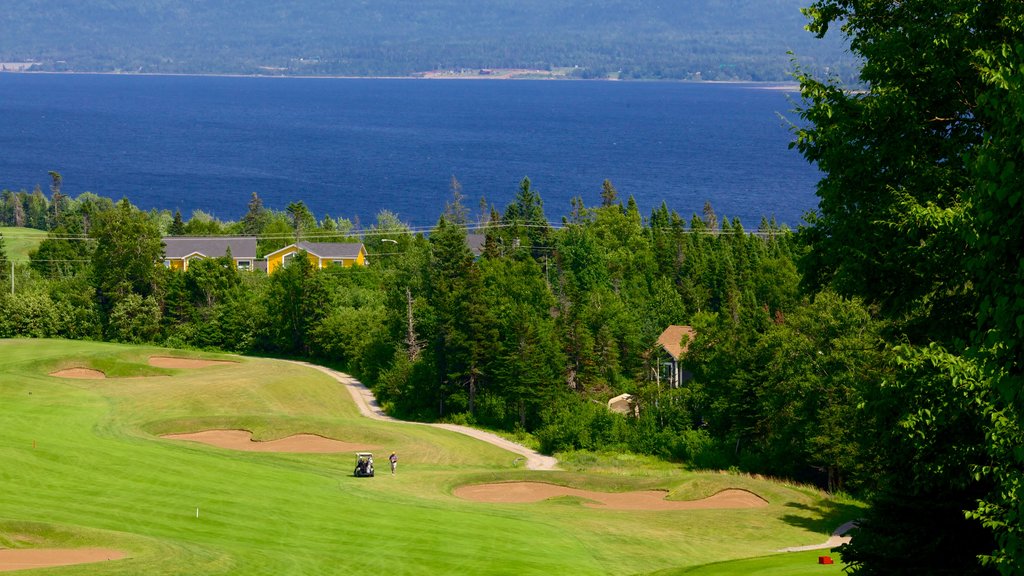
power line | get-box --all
[0,220,791,241]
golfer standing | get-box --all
[389,451,398,475]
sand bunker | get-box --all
[454,482,768,511]
[0,548,126,572]
[148,356,237,369]
[49,368,106,379]
[162,429,371,453]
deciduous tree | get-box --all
[794,0,1024,572]
[90,199,164,326]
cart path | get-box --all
[294,361,857,551]
[778,520,857,552]
[297,362,560,471]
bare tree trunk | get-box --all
[405,287,422,361]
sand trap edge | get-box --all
[148,356,238,369]
[49,368,106,379]
[161,429,374,453]
[453,481,769,511]
[0,548,127,572]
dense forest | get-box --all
[0,178,880,495]
[0,0,857,81]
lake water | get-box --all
[0,74,819,228]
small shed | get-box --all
[607,393,638,417]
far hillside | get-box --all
[1,0,856,81]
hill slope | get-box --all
[1,0,855,80]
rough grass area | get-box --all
[0,338,863,575]
[0,226,46,261]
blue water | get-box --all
[0,74,818,228]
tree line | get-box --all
[4,0,857,82]
[0,176,885,494]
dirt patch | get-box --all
[49,368,106,379]
[0,548,126,572]
[454,482,768,511]
[161,429,372,453]
[148,356,237,369]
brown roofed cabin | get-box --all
[654,325,697,389]
[163,237,258,271]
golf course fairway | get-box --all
[0,339,859,574]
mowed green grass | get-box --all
[655,549,846,575]
[0,339,860,575]
[0,227,47,261]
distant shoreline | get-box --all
[0,68,800,89]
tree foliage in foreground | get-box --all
[795,0,1024,572]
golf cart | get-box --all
[354,452,374,477]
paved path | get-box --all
[778,520,857,552]
[297,362,559,471]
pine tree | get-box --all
[169,210,186,236]
[242,192,266,236]
[600,179,619,207]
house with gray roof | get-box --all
[162,236,258,271]
[265,241,368,274]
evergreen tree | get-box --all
[502,177,550,259]
[286,201,316,241]
[600,179,619,207]
[242,192,267,236]
[47,171,66,229]
[426,216,479,416]
[263,250,330,355]
[169,210,186,236]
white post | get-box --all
[196,507,200,519]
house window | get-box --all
[237,260,252,271]
[163,260,171,268]
[332,260,349,267]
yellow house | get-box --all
[162,237,258,271]
[265,242,368,274]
